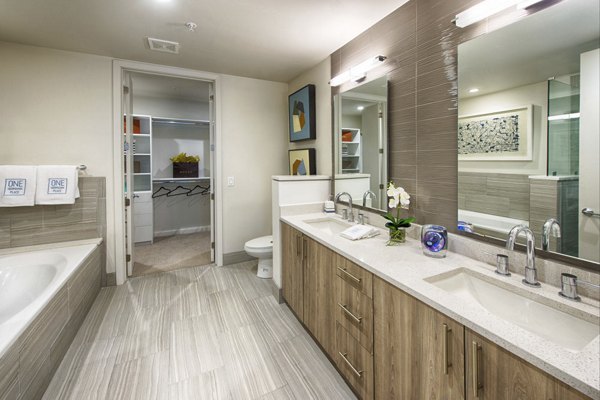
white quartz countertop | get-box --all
[281,213,600,399]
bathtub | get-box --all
[0,241,100,358]
[458,209,528,236]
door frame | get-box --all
[112,60,223,285]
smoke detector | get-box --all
[147,37,180,54]
[185,22,197,32]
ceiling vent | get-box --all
[147,37,180,54]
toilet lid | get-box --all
[245,235,273,250]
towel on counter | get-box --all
[35,165,80,205]
[0,165,37,207]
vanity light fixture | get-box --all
[329,55,387,87]
[454,0,545,28]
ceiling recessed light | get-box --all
[469,88,480,93]
[357,106,365,111]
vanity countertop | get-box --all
[281,212,600,399]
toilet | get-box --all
[244,235,273,279]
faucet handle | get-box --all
[559,273,581,301]
[559,273,600,302]
[341,209,348,220]
[494,254,511,276]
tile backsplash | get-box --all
[0,176,107,284]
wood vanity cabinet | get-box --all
[281,223,336,355]
[281,222,304,318]
[373,276,465,400]
[465,329,591,400]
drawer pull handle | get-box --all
[339,352,363,378]
[472,341,482,398]
[337,266,361,283]
[443,323,452,375]
[338,303,362,323]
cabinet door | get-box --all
[303,237,335,356]
[281,223,304,319]
[374,276,465,400]
[466,329,591,400]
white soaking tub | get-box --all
[0,241,99,357]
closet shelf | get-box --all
[152,117,210,126]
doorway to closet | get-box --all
[123,72,215,277]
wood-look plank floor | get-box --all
[43,261,356,400]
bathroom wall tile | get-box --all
[0,342,19,400]
[69,249,101,325]
[0,214,9,250]
[417,97,457,121]
[416,132,457,151]
[19,285,69,395]
[417,80,458,106]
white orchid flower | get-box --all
[399,188,410,209]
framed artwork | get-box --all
[289,148,316,176]
[288,84,316,142]
[458,105,533,161]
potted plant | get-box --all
[383,182,415,245]
[170,152,200,178]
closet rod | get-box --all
[153,178,210,184]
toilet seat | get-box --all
[244,235,273,251]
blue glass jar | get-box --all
[421,225,448,258]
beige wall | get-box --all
[0,40,290,272]
[0,41,117,272]
[288,58,332,177]
[220,74,288,254]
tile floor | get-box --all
[133,232,212,277]
[43,261,356,400]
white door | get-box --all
[123,71,135,276]
[578,49,600,263]
[209,82,216,262]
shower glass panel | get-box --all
[547,75,580,176]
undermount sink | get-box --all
[427,269,600,352]
[303,217,352,236]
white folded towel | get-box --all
[0,165,37,207]
[35,165,80,205]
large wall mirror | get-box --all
[333,76,388,211]
[457,0,600,265]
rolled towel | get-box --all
[0,165,37,207]
[35,165,80,205]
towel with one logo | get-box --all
[0,165,37,207]
[35,165,80,205]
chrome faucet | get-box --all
[335,192,354,223]
[542,218,561,252]
[362,190,376,207]
[506,225,540,287]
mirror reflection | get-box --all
[334,76,388,210]
[457,0,600,264]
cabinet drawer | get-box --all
[134,225,153,243]
[134,212,152,227]
[335,322,373,400]
[336,275,373,353]
[133,192,152,203]
[133,201,152,215]
[335,254,372,299]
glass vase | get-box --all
[387,227,406,245]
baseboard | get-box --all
[154,225,211,238]
[223,251,254,265]
[270,280,284,304]
[105,272,116,287]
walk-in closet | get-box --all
[125,73,214,276]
